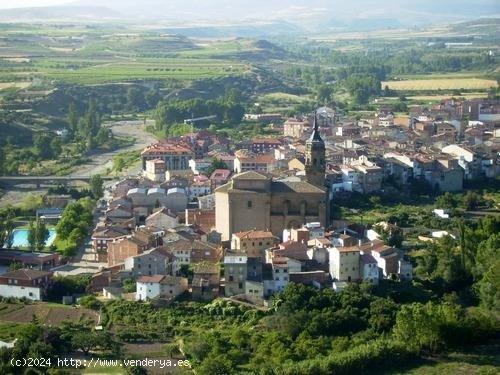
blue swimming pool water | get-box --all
[10,229,57,248]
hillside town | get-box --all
[1,97,497,307]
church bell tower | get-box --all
[305,115,326,187]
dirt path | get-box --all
[0,120,158,208]
[69,119,158,178]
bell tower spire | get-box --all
[305,114,326,187]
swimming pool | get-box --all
[10,229,57,248]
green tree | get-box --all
[393,302,463,353]
[89,174,104,199]
[86,134,97,152]
[95,128,109,145]
[123,278,136,293]
[35,219,49,250]
[71,331,101,355]
[345,74,380,104]
[50,137,63,157]
[462,191,481,210]
[21,193,44,212]
[113,156,125,173]
[198,354,233,375]
[8,261,23,271]
[78,295,103,310]
[477,260,500,311]
[316,84,333,103]
[33,133,53,159]
[473,233,500,281]
[0,216,14,248]
[435,192,457,209]
[127,87,146,111]
[374,223,404,248]
[205,158,229,177]
[68,102,78,136]
[27,220,36,250]
[0,146,4,175]
[126,366,148,375]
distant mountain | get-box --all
[160,21,302,38]
[0,5,120,21]
[449,17,500,34]
[321,18,405,32]
[67,0,499,27]
[0,1,498,34]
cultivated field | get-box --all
[407,93,488,101]
[0,81,31,90]
[0,302,99,325]
[382,78,498,91]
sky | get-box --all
[0,0,71,9]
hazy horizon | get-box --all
[0,0,499,31]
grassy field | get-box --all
[382,78,498,91]
[407,93,488,101]
[394,343,500,375]
[258,91,311,112]
[0,321,23,341]
[30,57,248,84]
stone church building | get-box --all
[215,118,328,241]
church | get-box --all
[215,118,328,241]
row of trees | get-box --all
[154,97,245,134]
[0,319,121,374]
[68,100,116,152]
[55,197,95,256]
[27,219,49,251]
[416,215,499,307]
[183,280,498,374]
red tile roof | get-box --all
[0,269,52,280]
[137,275,165,283]
[233,230,275,239]
[142,142,193,156]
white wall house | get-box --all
[271,257,301,293]
[136,275,188,301]
[360,253,379,284]
[0,269,52,301]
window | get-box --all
[259,242,262,246]
[238,282,243,289]
[283,269,288,273]
[275,269,279,273]
[247,201,252,208]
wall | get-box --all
[0,285,41,300]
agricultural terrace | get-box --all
[382,78,498,91]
